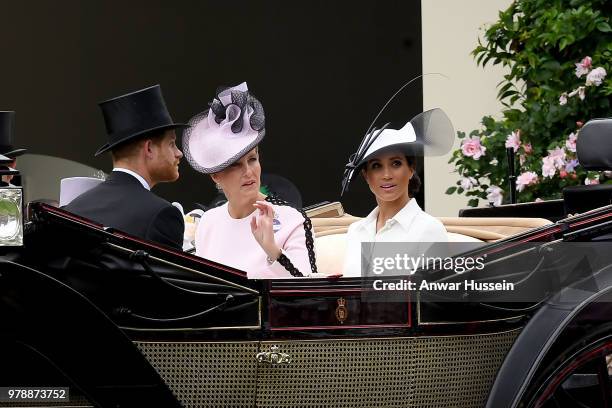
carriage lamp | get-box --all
[0,166,23,246]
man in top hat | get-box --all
[65,85,186,250]
[0,111,26,185]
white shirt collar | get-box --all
[357,198,422,234]
[113,168,151,190]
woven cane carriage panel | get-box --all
[135,330,519,408]
[0,396,91,407]
[135,341,258,408]
[256,329,520,408]
[257,339,416,408]
[411,330,519,408]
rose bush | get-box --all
[447,0,612,207]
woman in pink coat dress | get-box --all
[183,83,317,279]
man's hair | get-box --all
[110,129,167,162]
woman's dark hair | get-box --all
[362,155,421,197]
[405,156,421,197]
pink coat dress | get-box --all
[195,202,313,279]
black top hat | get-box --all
[95,85,189,156]
[0,111,26,158]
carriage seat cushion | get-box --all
[312,215,552,275]
[314,231,482,275]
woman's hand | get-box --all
[250,200,282,261]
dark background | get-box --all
[0,0,422,216]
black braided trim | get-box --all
[276,254,302,278]
[265,194,318,276]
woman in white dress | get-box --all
[341,109,454,277]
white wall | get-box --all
[422,0,513,216]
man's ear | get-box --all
[210,173,219,184]
[142,139,154,158]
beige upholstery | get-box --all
[438,217,552,240]
[315,233,347,275]
[312,216,361,235]
[313,214,552,275]
[314,231,483,275]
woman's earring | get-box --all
[215,183,222,191]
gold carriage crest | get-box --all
[335,297,348,324]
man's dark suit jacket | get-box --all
[64,171,184,250]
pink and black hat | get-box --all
[183,82,265,174]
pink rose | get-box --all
[568,86,586,100]
[585,177,600,185]
[505,130,521,152]
[586,67,607,86]
[548,147,566,168]
[559,170,568,179]
[581,56,593,68]
[565,132,577,153]
[575,56,592,78]
[486,186,503,206]
[516,171,538,192]
[542,156,556,178]
[461,137,487,160]
[460,176,477,191]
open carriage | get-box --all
[1,119,611,408]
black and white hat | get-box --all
[341,108,454,196]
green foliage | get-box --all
[260,184,272,196]
[450,0,612,207]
